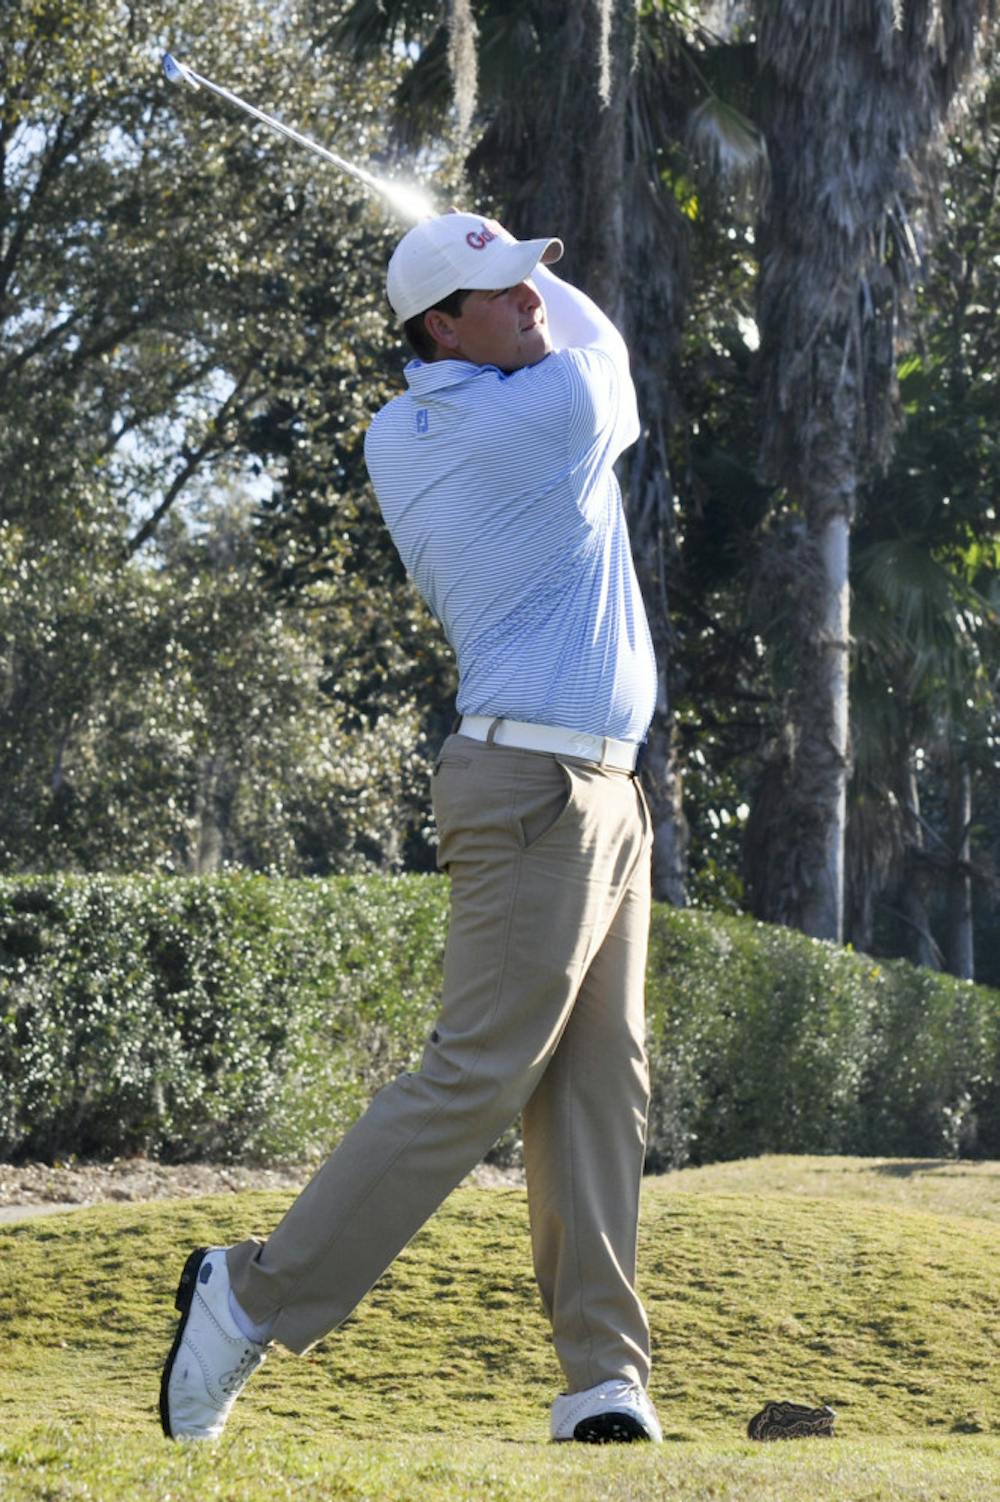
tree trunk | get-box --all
[796,500,850,942]
[192,753,224,874]
[744,336,855,942]
[644,698,689,907]
[946,751,974,979]
[899,764,941,970]
[625,388,687,905]
[491,2,629,311]
[478,0,690,901]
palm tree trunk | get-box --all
[477,0,690,901]
[750,0,993,943]
[489,2,629,309]
[946,751,974,979]
[745,326,856,941]
[796,501,850,941]
[625,376,687,905]
[900,765,941,970]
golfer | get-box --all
[160,211,661,1445]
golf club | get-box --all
[161,53,435,223]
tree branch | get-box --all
[125,368,257,555]
[0,105,102,312]
[97,356,221,459]
[0,305,89,385]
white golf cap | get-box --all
[387,213,564,322]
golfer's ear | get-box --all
[425,308,460,350]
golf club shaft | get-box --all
[162,54,425,217]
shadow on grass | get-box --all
[864,1161,975,1179]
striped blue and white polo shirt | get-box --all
[363,269,657,744]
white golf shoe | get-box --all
[159,1246,268,1440]
[551,1378,663,1443]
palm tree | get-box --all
[745,0,996,942]
[843,80,1000,976]
[324,0,754,902]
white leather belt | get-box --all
[458,715,640,773]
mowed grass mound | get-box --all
[0,1160,997,1500]
[657,1154,1000,1223]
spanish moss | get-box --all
[597,0,614,105]
[448,0,479,142]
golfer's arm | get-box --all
[533,263,638,447]
[479,213,630,368]
[532,264,630,372]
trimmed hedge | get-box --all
[0,875,447,1164]
[645,909,1000,1167]
[1,875,997,1166]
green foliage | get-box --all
[1,0,450,876]
[0,500,437,874]
[645,909,1000,1167]
[1,875,997,1167]
[0,874,448,1162]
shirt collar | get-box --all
[404,357,501,393]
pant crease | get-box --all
[565,1002,598,1391]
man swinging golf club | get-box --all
[159,210,662,1445]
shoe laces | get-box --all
[602,1380,644,1403]
[220,1344,265,1396]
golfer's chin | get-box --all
[505,329,552,372]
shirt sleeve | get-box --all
[533,263,640,458]
[477,216,640,456]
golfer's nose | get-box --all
[516,279,541,309]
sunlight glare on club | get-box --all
[374,176,437,223]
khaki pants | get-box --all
[228,734,653,1392]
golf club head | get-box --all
[162,53,199,89]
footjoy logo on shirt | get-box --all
[416,408,429,435]
[465,224,497,251]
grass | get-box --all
[656,1154,1000,1223]
[2,1430,998,1502]
[0,1157,997,1500]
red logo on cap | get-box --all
[465,225,497,251]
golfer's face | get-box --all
[450,280,552,372]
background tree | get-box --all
[1,0,439,873]
[846,74,1000,977]
[3,0,997,978]
[745,0,996,942]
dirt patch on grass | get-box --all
[0,1156,524,1211]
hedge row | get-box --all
[1,875,997,1166]
[0,876,448,1164]
[644,909,1000,1166]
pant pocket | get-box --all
[515,760,577,850]
[432,752,471,776]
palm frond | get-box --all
[324,0,444,59]
[686,95,767,193]
[852,536,994,720]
